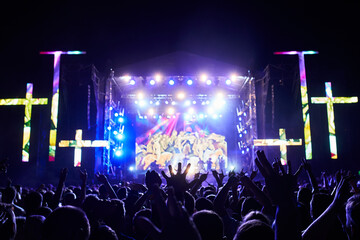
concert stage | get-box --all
[98,52,257,177]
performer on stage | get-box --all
[206,158,213,171]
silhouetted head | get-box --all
[23,215,45,240]
[346,194,360,240]
[0,203,16,240]
[310,193,331,219]
[242,210,271,225]
[192,210,225,240]
[241,197,262,217]
[62,192,77,206]
[43,206,90,240]
[1,186,16,204]
[297,187,312,206]
[89,225,118,240]
[24,191,43,215]
[195,197,214,211]
[234,219,274,240]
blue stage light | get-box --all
[169,79,175,85]
[118,117,124,123]
[129,166,135,171]
[113,130,118,135]
[114,112,119,117]
[117,133,124,140]
[115,149,123,157]
[187,79,193,85]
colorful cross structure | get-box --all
[254,128,302,165]
[59,129,109,167]
[311,82,358,159]
[40,51,86,162]
[274,51,318,160]
[0,83,48,162]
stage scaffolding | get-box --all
[101,72,257,175]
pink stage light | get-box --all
[274,50,318,55]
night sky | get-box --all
[0,1,359,178]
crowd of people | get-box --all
[0,150,359,240]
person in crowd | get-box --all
[0,150,359,240]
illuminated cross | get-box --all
[0,83,48,162]
[274,51,318,160]
[40,51,86,162]
[59,129,109,167]
[311,82,358,159]
[254,128,302,165]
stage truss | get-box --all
[102,73,257,174]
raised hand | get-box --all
[255,150,301,240]
[161,163,191,201]
[331,177,351,209]
[145,170,162,189]
[212,169,225,188]
[59,168,68,183]
[255,150,297,205]
[250,169,258,180]
[95,172,108,184]
[135,186,201,240]
[79,169,87,183]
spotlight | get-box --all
[206,79,212,85]
[137,92,144,99]
[229,165,235,171]
[192,100,196,104]
[225,79,232,85]
[139,100,147,107]
[118,117,124,123]
[199,113,204,119]
[241,150,245,154]
[155,74,162,82]
[201,74,207,82]
[231,74,238,81]
[148,108,155,115]
[177,92,185,100]
[115,149,123,157]
[114,113,119,117]
[244,112,247,117]
[109,106,113,110]
[113,130,118,135]
[134,100,138,104]
[107,126,111,130]
[171,101,176,105]
[167,107,175,115]
[129,166,134,171]
[123,75,131,81]
[169,79,175,85]
[188,108,195,114]
[185,100,191,106]
[149,79,156,85]
[212,114,218,119]
[149,100,153,104]
[117,134,125,140]
[155,101,160,106]
[165,101,169,104]
[184,114,190,120]
[187,79,193,85]
[129,79,136,85]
